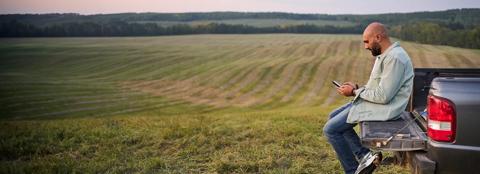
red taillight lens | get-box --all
[427,95,456,142]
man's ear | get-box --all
[375,34,382,42]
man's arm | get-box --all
[356,57,405,104]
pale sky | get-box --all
[1,0,479,15]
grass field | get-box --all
[1,34,480,173]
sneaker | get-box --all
[354,151,382,174]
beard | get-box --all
[369,42,382,56]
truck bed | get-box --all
[360,68,480,152]
[359,68,480,174]
[360,112,427,151]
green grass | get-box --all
[0,107,409,173]
[1,34,480,173]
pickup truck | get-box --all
[360,68,480,174]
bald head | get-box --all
[363,22,388,40]
[362,22,391,56]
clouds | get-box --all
[0,0,479,14]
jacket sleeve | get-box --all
[357,56,405,104]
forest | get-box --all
[1,9,479,48]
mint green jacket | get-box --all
[347,42,414,123]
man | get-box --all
[323,22,414,174]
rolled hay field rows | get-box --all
[1,34,480,119]
[1,34,480,173]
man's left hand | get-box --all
[337,85,355,97]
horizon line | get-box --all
[1,8,478,16]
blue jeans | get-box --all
[323,103,370,174]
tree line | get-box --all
[0,20,364,36]
[390,21,480,49]
[1,9,480,49]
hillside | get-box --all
[1,34,479,119]
[1,35,480,173]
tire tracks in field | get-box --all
[120,59,269,107]
[409,43,432,68]
[279,40,325,105]
[280,63,310,102]
[248,62,289,105]
[322,39,364,106]
[442,49,476,68]
[232,38,314,106]
[231,65,275,106]
[239,41,318,107]
[321,39,356,106]
[455,53,476,67]
[143,57,256,101]
[194,45,261,86]
[221,40,312,107]
[254,39,326,107]
[76,51,187,80]
[167,48,244,81]
[301,39,340,105]
[218,59,273,106]
[253,52,311,107]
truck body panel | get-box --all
[359,68,480,174]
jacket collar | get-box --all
[376,41,400,60]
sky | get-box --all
[1,0,480,15]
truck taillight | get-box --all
[427,95,456,142]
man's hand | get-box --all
[343,82,358,89]
[337,84,355,97]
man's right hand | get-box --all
[343,82,358,90]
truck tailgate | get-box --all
[360,112,427,151]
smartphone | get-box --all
[332,80,341,88]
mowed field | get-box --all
[1,34,480,173]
